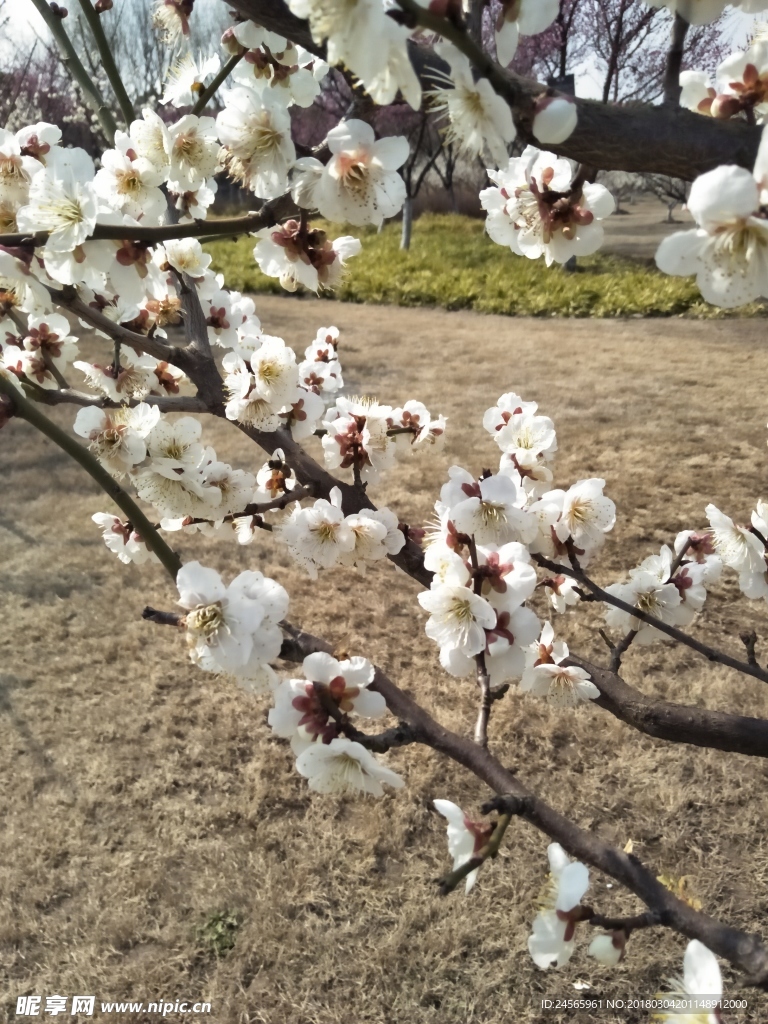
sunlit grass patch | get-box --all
[206,213,764,319]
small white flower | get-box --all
[16,147,98,252]
[532,95,578,145]
[519,623,599,707]
[433,799,495,893]
[73,402,159,476]
[295,737,404,796]
[528,843,590,969]
[705,502,766,573]
[430,42,516,168]
[654,939,723,1023]
[313,119,408,227]
[92,513,160,565]
[217,88,296,199]
[165,114,221,193]
[418,583,497,658]
[279,487,355,578]
[162,53,221,108]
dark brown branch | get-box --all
[569,654,768,759]
[663,14,690,106]
[610,629,637,672]
[533,553,768,686]
[142,607,182,627]
[278,621,768,987]
[0,195,298,250]
[23,385,207,413]
[588,910,662,934]
[224,0,764,181]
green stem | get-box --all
[191,51,245,116]
[28,0,118,143]
[0,373,181,581]
[76,0,135,130]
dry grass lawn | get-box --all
[3,297,768,1023]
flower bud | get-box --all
[50,2,68,17]
[710,93,742,119]
[532,95,578,145]
[221,26,246,55]
[95,0,113,11]
[588,931,626,966]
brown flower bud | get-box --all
[95,0,113,11]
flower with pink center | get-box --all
[519,622,599,707]
[313,119,408,227]
[481,145,614,266]
[269,652,386,754]
[92,513,160,566]
[433,799,495,893]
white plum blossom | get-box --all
[313,120,408,227]
[322,396,397,483]
[339,506,405,572]
[130,108,171,175]
[295,737,404,796]
[93,133,165,222]
[162,53,221,108]
[279,487,355,578]
[519,622,599,707]
[134,416,222,519]
[269,652,386,754]
[528,843,590,969]
[443,468,536,546]
[216,88,296,198]
[542,574,581,614]
[433,799,495,893]
[494,0,559,66]
[604,570,683,644]
[252,221,361,293]
[165,115,221,192]
[287,0,389,87]
[481,146,615,266]
[176,561,288,685]
[589,932,626,966]
[705,502,766,574]
[430,43,516,168]
[554,478,616,555]
[92,513,160,565]
[418,583,497,658]
[16,147,98,252]
[654,940,723,1023]
[532,96,578,145]
[73,403,160,476]
[159,238,212,279]
[656,129,768,308]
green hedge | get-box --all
[206,213,763,318]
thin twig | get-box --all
[28,0,118,142]
[662,13,690,106]
[191,52,245,115]
[610,629,638,672]
[75,0,135,128]
[533,553,768,686]
[0,373,181,580]
[438,811,514,895]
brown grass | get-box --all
[2,298,768,1024]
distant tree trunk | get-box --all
[400,196,413,251]
[666,200,678,223]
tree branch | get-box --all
[75,0,135,129]
[0,195,298,249]
[533,553,768,686]
[191,51,245,115]
[663,14,690,107]
[28,0,118,142]
[278,621,768,987]
[0,374,182,580]
[569,654,768,759]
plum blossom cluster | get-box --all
[175,561,288,691]
[418,390,615,704]
[269,652,404,794]
[481,146,615,266]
